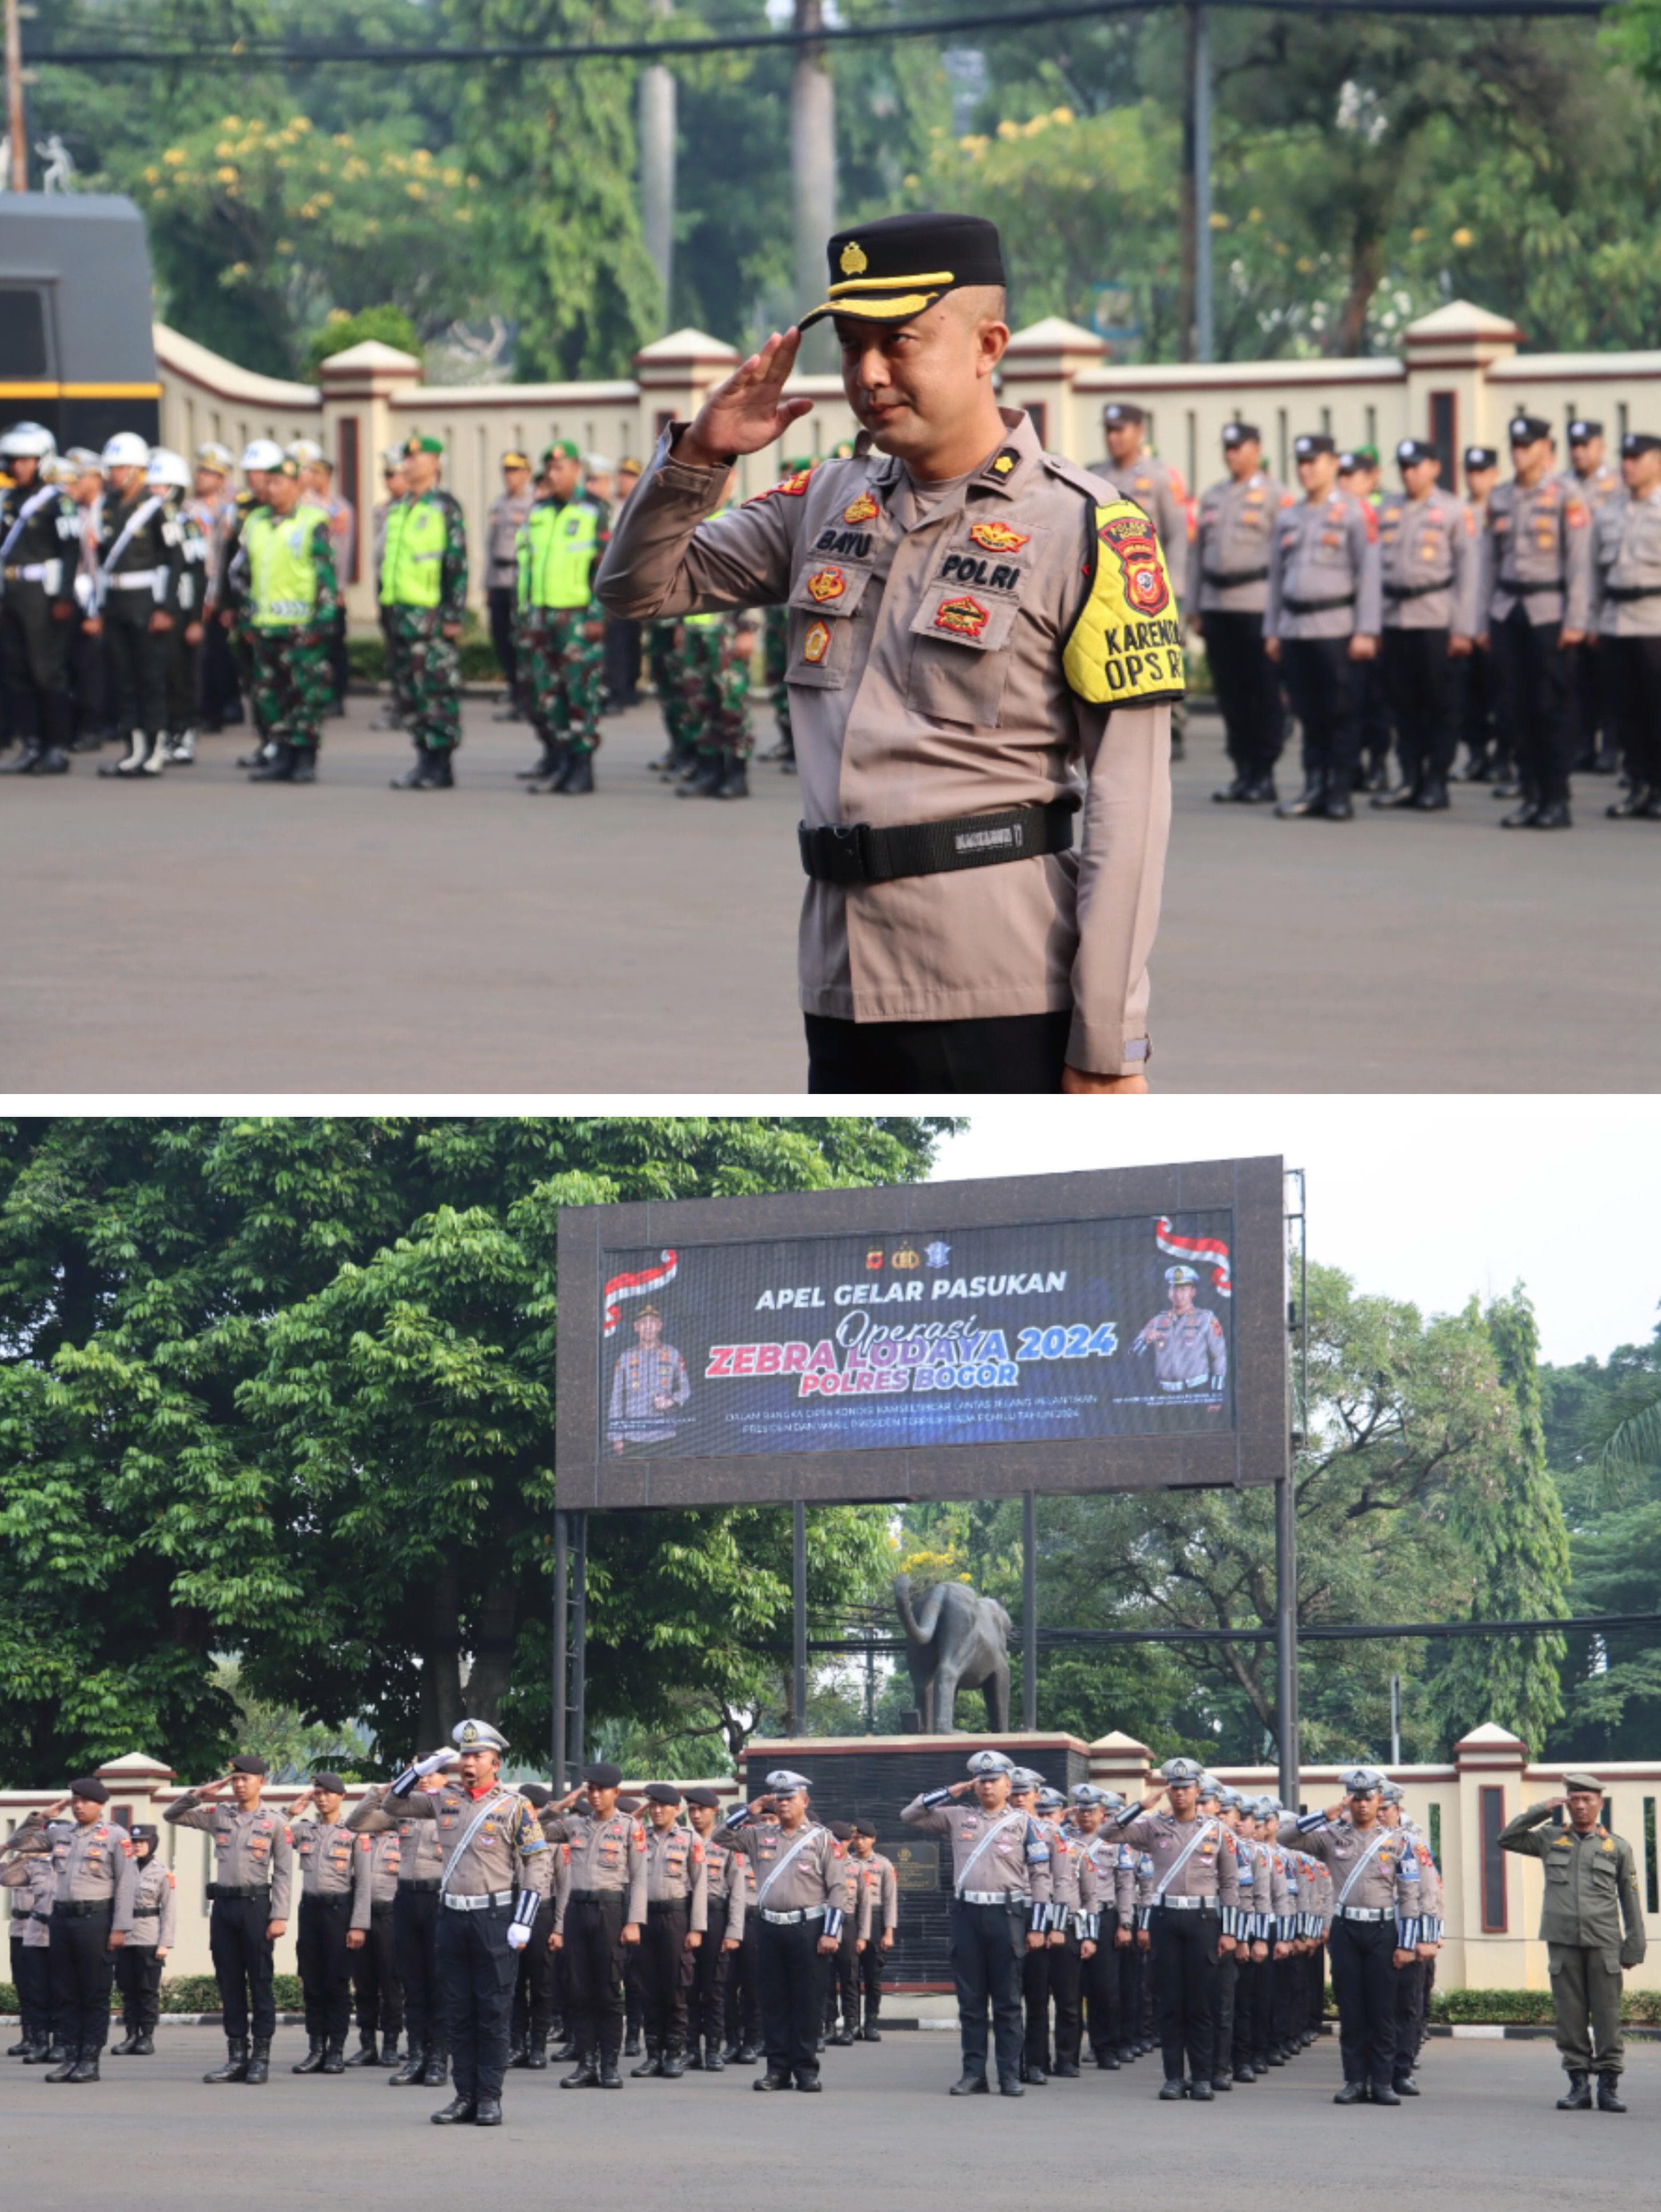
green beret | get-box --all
[404,434,444,457]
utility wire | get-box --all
[761,1609,1642,1654]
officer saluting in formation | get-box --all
[347,1753,456,2087]
[1191,422,1289,804]
[2,1804,63,2062]
[683,1785,747,2068]
[598,212,1178,1097]
[901,1748,1052,2098]
[111,1823,174,2057]
[721,1768,848,2092]
[632,1781,706,2077]
[383,1717,552,2126]
[1593,431,1661,820]
[0,421,81,776]
[1265,432,1382,821]
[165,1754,293,2084]
[1499,1771,1646,2111]
[2,1777,136,2083]
[848,1818,896,2040]
[1284,1764,1423,2105]
[345,1802,404,2069]
[1108,1756,1241,2100]
[542,1759,650,2089]
[287,1773,368,2076]
[1375,439,1478,812]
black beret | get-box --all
[800,210,1005,331]
[1396,439,1438,466]
[1509,415,1552,446]
[1103,402,1145,427]
[1294,434,1336,460]
[311,1772,346,1796]
[230,1754,268,1776]
[1622,432,1661,459]
[1222,422,1261,447]
[1464,445,1498,470]
[850,1820,878,1839]
[518,1782,552,1809]
[68,1776,109,1803]
[828,1820,855,1841]
[584,1761,624,1790]
[683,1786,720,1810]
[643,1782,684,1806]
[1567,419,1602,442]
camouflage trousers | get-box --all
[384,606,461,752]
[681,625,727,759]
[518,609,603,755]
[250,625,333,750]
[646,619,695,755]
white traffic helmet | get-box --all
[196,440,235,473]
[63,447,102,474]
[147,447,192,492]
[101,431,152,471]
[286,437,323,467]
[1,419,57,459]
[240,437,285,472]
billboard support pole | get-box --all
[792,1498,808,1734]
[570,1511,588,1773]
[1022,1488,1038,1732]
[1277,1166,1306,1809]
[553,1510,569,1785]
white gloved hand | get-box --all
[414,1749,452,1778]
[505,1922,530,1951]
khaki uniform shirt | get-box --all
[2,1827,65,1945]
[852,1850,897,1940]
[1498,1802,1646,1963]
[1098,450,1190,605]
[645,1821,708,1932]
[1266,492,1383,640]
[543,1806,650,1930]
[1282,1812,1419,1931]
[129,1858,177,1949]
[722,1814,849,1922]
[349,1829,403,1929]
[1478,477,1593,632]
[486,487,534,590]
[1112,1808,1242,1922]
[1593,486,1661,638]
[394,1781,552,1901]
[346,1784,448,1882]
[1135,1302,1227,1390]
[292,1815,362,1901]
[698,1830,748,1939]
[900,1793,1055,1909]
[1378,488,1479,634]
[596,408,1173,1076]
[1042,1818,1083,1911]
[164,1790,294,1918]
[26,1815,139,1933]
[1190,471,1290,614]
[1559,460,1621,516]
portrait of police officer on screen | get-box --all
[1133,1265,1228,1396]
[607,1302,692,1453]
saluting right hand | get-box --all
[676,330,814,472]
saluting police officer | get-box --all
[632,1782,707,2077]
[722,1768,849,2092]
[506,1781,560,2070]
[544,1760,650,2088]
[3,1778,136,2083]
[165,1754,293,2084]
[345,1805,404,2068]
[1284,1765,1421,2105]
[383,1717,553,2125]
[1375,438,1478,811]
[1592,431,1661,819]
[1265,432,1382,821]
[288,1773,367,2076]
[1010,1771,1076,2082]
[1110,1756,1241,2100]
[0,421,81,776]
[1191,422,1289,803]
[347,1755,455,2087]
[684,1785,746,2068]
[1379,1784,1442,2094]
[2,1809,63,2061]
[901,1748,1053,2097]
[598,211,1178,1097]
[1478,416,1594,829]
[109,1822,173,2057]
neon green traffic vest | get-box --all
[518,497,599,611]
[382,493,448,609]
[243,503,324,629]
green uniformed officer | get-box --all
[1498,1772,1646,2111]
[517,439,610,792]
[382,433,468,790]
[234,457,341,783]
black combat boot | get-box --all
[345,2033,380,2067]
[292,2036,326,2074]
[389,2045,427,2085]
[556,748,595,794]
[320,2040,346,2075]
[862,2020,882,2043]
[1370,2082,1401,2104]
[1596,2073,1626,2112]
[1607,784,1652,817]
[204,2037,249,2084]
[1528,799,1571,829]
[686,2036,705,2071]
[1557,2069,1593,2109]
[249,743,295,781]
[289,747,317,784]
[0,736,46,775]
[1274,772,1327,819]
[753,2071,793,2091]
[474,2094,502,2124]
[661,2039,687,2078]
[46,2045,83,2082]
[68,2049,102,2082]
[1413,777,1451,810]
[632,2038,663,2078]
[524,2032,548,2070]
[715,750,750,800]
[244,2037,272,2084]
[1190,2078,1214,2099]
[676,750,723,797]
[549,2031,579,2063]
[949,2069,990,2095]
[623,2024,642,2057]
[1158,2076,1187,2100]
[828,2023,854,2048]
[421,2045,449,2086]
[526,741,569,789]
[704,2042,726,2072]
[1332,2079,1366,2104]
[508,2030,531,2069]
[598,2052,624,2088]
[110,2022,141,2056]
[1212,773,1252,803]
[7,2031,35,2056]
[430,2094,476,2124]
[1500,797,1542,827]
[131,2030,155,2055]
[561,2050,599,2089]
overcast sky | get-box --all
[930,1100,1660,1370]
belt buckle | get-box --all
[801,820,869,886]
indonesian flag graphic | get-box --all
[1154,1218,1232,1297]
[602,1249,679,1336]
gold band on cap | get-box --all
[804,291,940,325]
[826,268,955,298]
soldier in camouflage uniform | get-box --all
[646,617,692,774]
[382,432,468,791]
[757,456,812,770]
[518,439,611,793]
[679,610,757,800]
[233,457,340,784]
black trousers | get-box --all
[805,1008,1073,1095]
[757,1915,829,2084]
[209,1895,276,2042]
[1,587,72,746]
[692,1907,733,2048]
[326,610,349,707]
[199,613,244,726]
[353,1903,403,2041]
[824,1919,858,2031]
[605,615,642,707]
[13,1940,52,2039]
[949,1899,1024,2084]
[857,1933,885,2021]
[435,1899,518,2102]
[1460,642,1497,765]
[564,1892,627,2064]
[1393,1953,1424,2070]
[487,586,518,696]
[509,1897,556,2041]
[1605,634,1661,789]
[1282,636,1361,789]
[1149,1906,1220,2083]
[103,600,171,739]
[1356,652,1391,771]
[48,1906,117,2053]
[1328,1916,1401,2090]
[1213,1949,1238,2081]
[1491,608,1575,804]
[296,1893,354,2045]
[726,1920,760,2049]
[640,1899,695,2048]
[1567,634,1610,763]
[115,1943,164,2032]
[1050,1931,1085,2065]
[70,618,110,738]
[1229,1954,1254,2066]
[394,1886,443,2055]
[1202,609,1282,775]
[1382,627,1459,786]
[1081,1915,1120,2055]
[164,625,201,736]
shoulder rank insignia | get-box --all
[986,449,1019,479]
[746,467,815,506]
[842,491,880,525]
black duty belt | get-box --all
[647,1897,689,1914]
[303,1889,353,1907]
[1203,566,1269,588]
[1506,580,1563,596]
[1281,592,1356,615]
[799,798,1076,888]
[568,1889,619,1907]
[1602,584,1661,601]
[371,1900,396,1915]
[51,1899,114,1918]
[10,1909,42,1923]
[400,1878,441,1894]
[206,1882,272,1902]
[1383,577,1454,599]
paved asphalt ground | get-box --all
[2,695,1655,1093]
[0,2029,1651,2204]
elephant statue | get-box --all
[893,1573,1013,1733]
